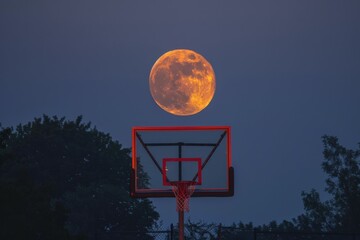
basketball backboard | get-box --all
[130,126,233,198]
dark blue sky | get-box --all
[1,0,360,226]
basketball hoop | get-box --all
[162,158,202,212]
[171,181,196,212]
[131,127,233,240]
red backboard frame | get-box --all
[130,126,234,198]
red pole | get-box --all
[178,209,184,240]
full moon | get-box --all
[149,49,216,116]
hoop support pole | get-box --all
[179,209,184,240]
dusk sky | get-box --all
[1,1,360,226]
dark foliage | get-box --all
[0,115,159,239]
[294,135,360,232]
[186,135,360,238]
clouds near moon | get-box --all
[149,49,216,116]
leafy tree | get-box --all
[0,122,71,239]
[0,171,70,239]
[217,221,254,240]
[256,220,297,232]
[294,135,360,232]
[0,116,159,239]
[185,220,218,240]
[176,135,360,238]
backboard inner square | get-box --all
[162,158,202,186]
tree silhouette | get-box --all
[294,135,360,232]
[188,135,360,237]
[0,116,159,239]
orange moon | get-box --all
[149,49,216,116]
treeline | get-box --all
[0,116,158,240]
[1,115,359,240]
[240,135,360,233]
[184,135,360,237]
